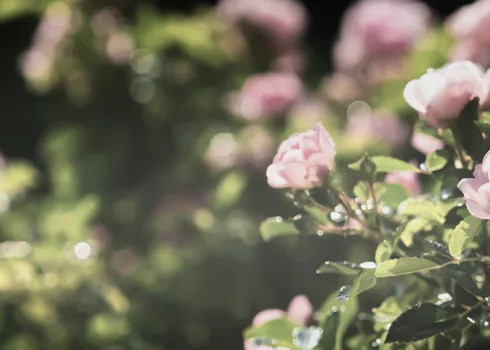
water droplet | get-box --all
[337,285,352,303]
[437,293,452,303]
[293,327,323,350]
[74,242,91,260]
[329,211,346,226]
[360,261,376,269]
[440,188,455,201]
[334,204,346,213]
[381,206,392,216]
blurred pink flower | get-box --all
[266,123,335,189]
[386,169,422,195]
[19,3,73,81]
[458,150,490,219]
[244,295,313,350]
[227,72,302,120]
[239,126,275,167]
[334,0,430,72]
[91,8,120,38]
[289,97,330,127]
[411,132,444,155]
[346,110,409,150]
[404,61,487,128]
[272,46,305,73]
[448,1,490,66]
[106,31,134,64]
[218,0,307,44]
[322,73,363,102]
[205,133,240,171]
[449,0,490,46]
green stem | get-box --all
[366,180,380,229]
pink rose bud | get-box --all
[287,295,313,326]
[448,0,490,47]
[334,0,430,71]
[266,123,336,189]
[386,170,421,195]
[227,72,302,120]
[457,150,490,219]
[410,132,444,155]
[245,295,312,350]
[404,61,486,128]
[251,309,286,326]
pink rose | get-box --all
[404,61,487,128]
[334,0,430,72]
[411,132,444,155]
[218,0,307,44]
[227,73,302,120]
[457,150,490,219]
[266,123,336,189]
[244,295,313,350]
[386,170,421,195]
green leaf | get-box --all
[348,155,376,181]
[260,217,300,242]
[353,181,370,201]
[398,198,444,223]
[370,156,418,173]
[316,261,361,275]
[316,291,341,324]
[375,258,440,278]
[376,183,410,209]
[348,155,376,173]
[244,318,299,350]
[0,161,39,197]
[316,290,359,350]
[424,150,448,173]
[318,311,339,350]
[448,216,482,257]
[399,217,431,247]
[385,303,459,343]
[335,297,359,350]
[375,240,393,264]
[304,206,329,225]
[351,269,376,297]
[373,297,404,332]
